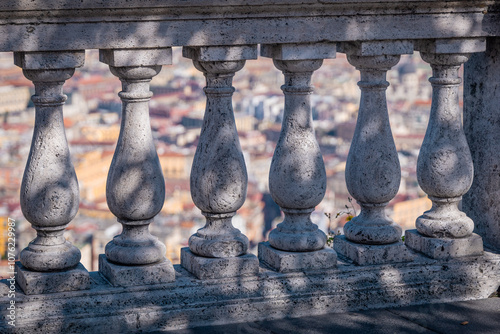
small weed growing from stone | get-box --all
[325,197,357,247]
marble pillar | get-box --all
[406,39,486,259]
[98,48,175,286]
[463,37,500,252]
[333,41,414,265]
[258,43,338,272]
[180,46,260,279]
[14,51,90,295]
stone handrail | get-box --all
[1,1,500,332]
[0,1,498,51]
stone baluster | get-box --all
[405,39,486,259]
[180,45,259,279]
[257,43,337,273]
[334,41,414,265]
[98,48,175,286]
[14,51,90,295]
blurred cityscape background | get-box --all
[0,48,460,277]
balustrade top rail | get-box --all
[0,1,498,52]
[1,2,500,333]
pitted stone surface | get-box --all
[463,37,500,251]
[188,213,249,258]
[416,38,486,54]
[20,240,81,273]
[185,47,253,261]
[0,2,497,54]
[338,40,413,56]
[100,53,173,275]
[15,53,84,273]
[16,262,90,295]
[261,42,336,60]
[416,53,473,202]
[180,248,259,279]
[415,48,476,240]
[266,58,325,212]
[334,235,414,265]
[1,251,499,333]
[415,198,474,238]
[104,63,165,224]
[0,280,10,295]
[183,45,257,62]
[342,48,403,247]
[188,57,247,215]
[263,51,328,253]
[98,255,175,287]
[14,51,85,69]
[100,48,172,67]
[258,242,337,272]
[405,229,483,260]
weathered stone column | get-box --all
[405,39,485,259]
[334,41,414,265]
[258,43,337,272]
[463,37,500,252]
[14,51,90,295]
[180,45,259,279]
[98,48,175,286]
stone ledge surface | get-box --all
[1,250,498,333]
[0,2,498,52]
[334,235,414,265]
[15,262,90,295]
[180,247,259,279]
[99,255,175,287]
[405,229,484,259]
[258,242,337,272]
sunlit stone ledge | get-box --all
[1,249,499,333]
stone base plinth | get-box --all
[2,250,499,333]
[16,261,90,295]
[334,235,414,265]
[99,255,175,287]
[405,229,483,259]
[180,247,259,279]
[258,241,337,272]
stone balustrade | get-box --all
[1,1,500,333]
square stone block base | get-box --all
[258,241,337,273]
[405,229,483,259]
[16,261,90,295]
[180,247,259,279]
[334,235,414,265]
[99,255,175,287]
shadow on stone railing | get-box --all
[0,1,498,52]
[1,1,500,333]
[1,248,499,333]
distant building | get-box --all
[392,196,432,230]
[75,150,114,203]
[159,151,194,180]
[0,166,22,194]
[235,114,256,132]
[0,85,30,115]
[80,124,120,143]
[0,215,7,259]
